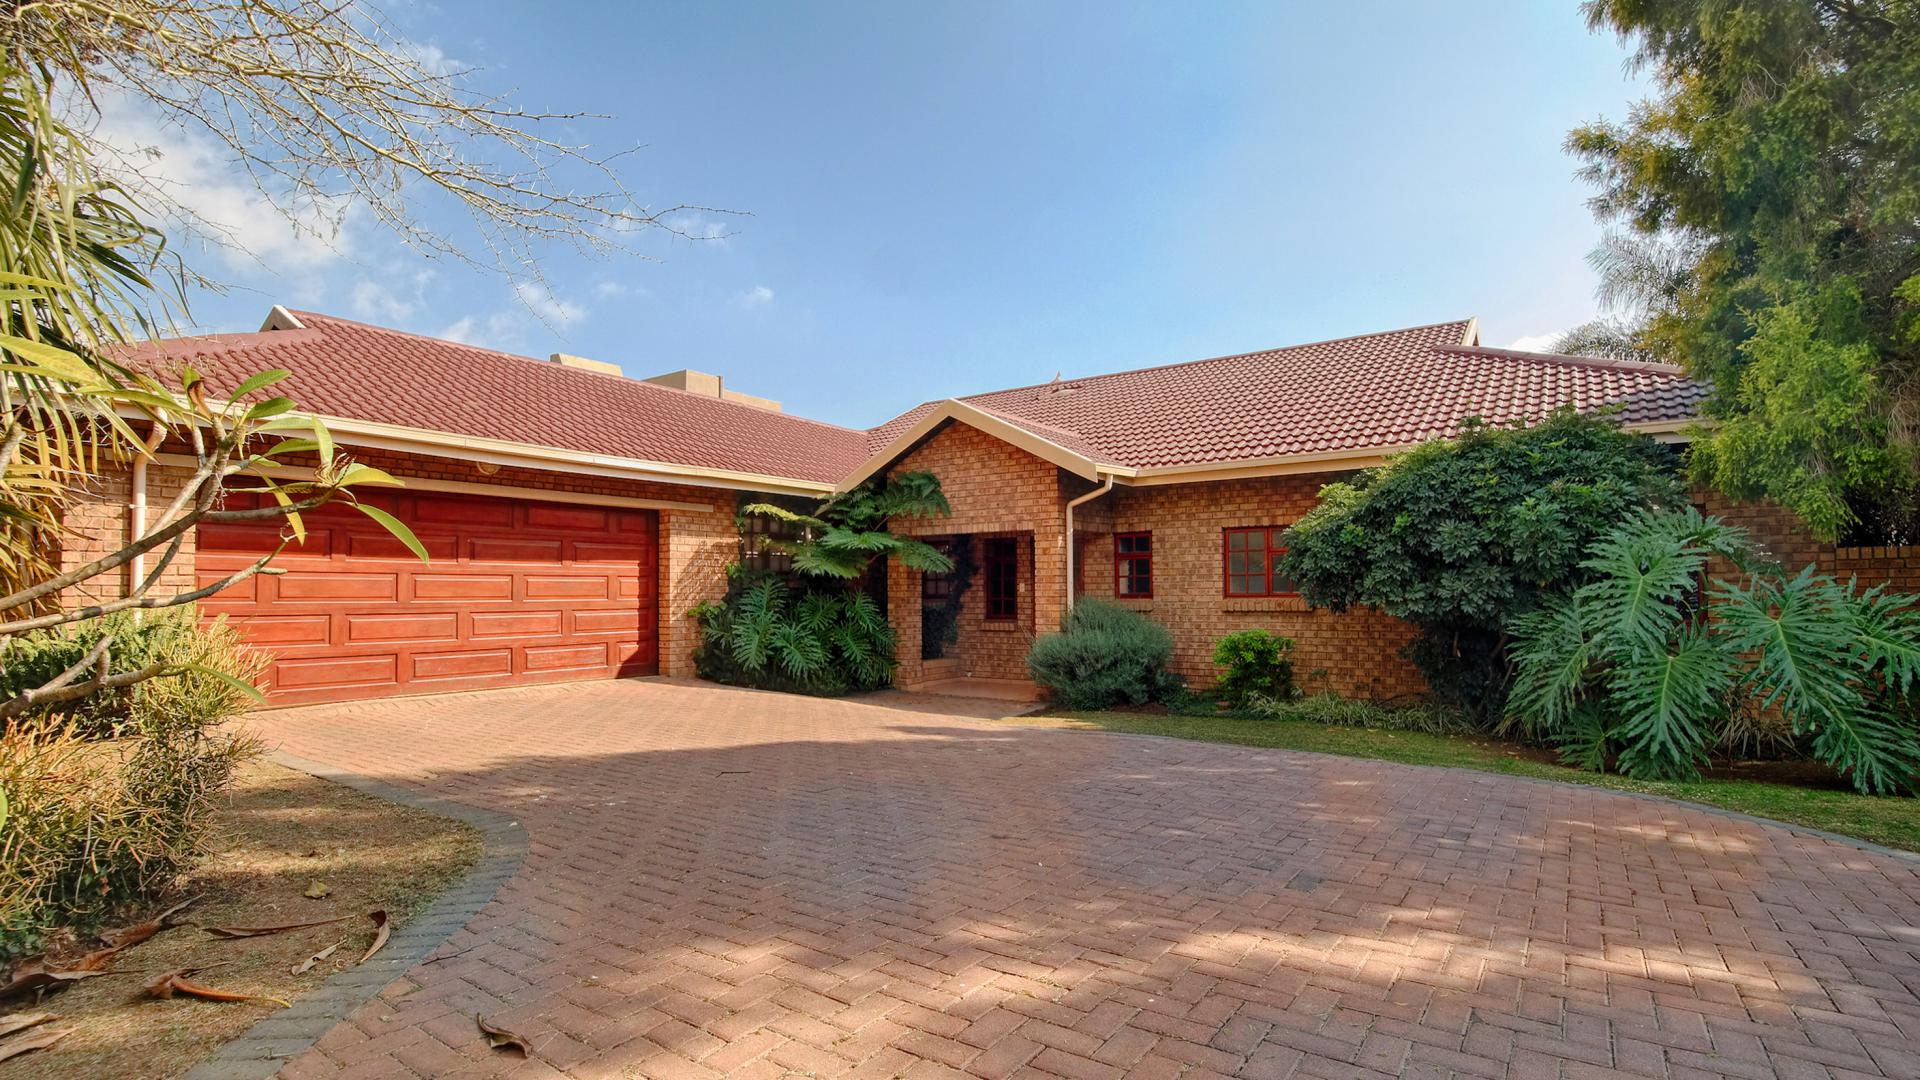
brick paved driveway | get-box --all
[251,679,1920,1080]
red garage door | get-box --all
[199,488,658,705]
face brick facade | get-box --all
[66,308,1916,706]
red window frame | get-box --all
[1114,532,1153,598]
[921,538,958,602]
[1223,526,1296,597]
[983,537,1019,621]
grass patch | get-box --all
[0,757,483,1080]
[1010,711,1920,854]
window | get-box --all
[1223,526,1296,597]
[921,538,958,602]
[740,513,796,573]
[1114,532,1152,597]
[983,537,1019,620]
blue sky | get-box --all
[158,1,1646,429]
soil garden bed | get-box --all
[0,756,482,1080]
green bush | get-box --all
[1507,508,1920,792]
[692,573,896,695]
[0,609,267,738]
[1210,630,1295,705]
[1027,599,1182,709]
[1247,692,1475,735]
[1277,411,1684,722]
[0,606,263,960]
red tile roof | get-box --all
[125,310,1706,490]
[123,311,874,485]
[867,320,1705,471]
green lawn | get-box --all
[1007,711,1920,855]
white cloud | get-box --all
[349,267,437,323]
[512,282,588,327]
[593,280,643,298]
[399,40,461,77]
[80,90,352,277]
[438,312,529,352]
[1508,331,1566,353]
[735,284,775,310]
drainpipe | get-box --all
[128,422,168,600]
[1063,473,1116,614]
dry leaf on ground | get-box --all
[476,1014,532,1055]
[99,894,201,949]
[143,968,289,1008]
[0,965,108,1000]
[0,1025,71,1061]
[359,910,390,965]
[291,941,343,976]
[203,914,354,939]
[302,882,329,899]
[0,1012,53,1039]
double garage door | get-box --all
[200,488,659,705]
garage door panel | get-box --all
[344,612,460,643]
[525,504,608,531]
[276,572,401,602]
[414,574,514,601]
[412,649,515,680]
[347,531,459,561]
[202,488,658,704]
[470,610,564,638]
[226,614,330,645]
[525,575,610,600]
[572,609,641,634]
[411,497,513,526]
[469,536,568,563]
[573,540,651,564]
[273,654,399,691]
[525,641,610,672]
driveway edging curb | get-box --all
[181,750,528,1080]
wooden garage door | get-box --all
[199,488,658,704]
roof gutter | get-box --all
[1063,472,1117,614]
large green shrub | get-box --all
[1278,411,1684,722]
[1,609,267,738]
[1508,508,1920,793]
[1210,630,1295,706]
[1027,599,1182,709]
[0,607,263,960]
[692,574,896,695]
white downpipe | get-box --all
[128,423,168,600]
[1063,473,1116,614]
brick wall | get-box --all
[58,444,743,679]
[60,460,200,607]
[1702,490,1920,593]
[1074,475,1425,699]
[884,422,1067,685]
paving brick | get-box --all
[246,678,1920,1079]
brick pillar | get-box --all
[657,507,736,678]
[888,555,924,688]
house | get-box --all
[67,308,1918,705]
